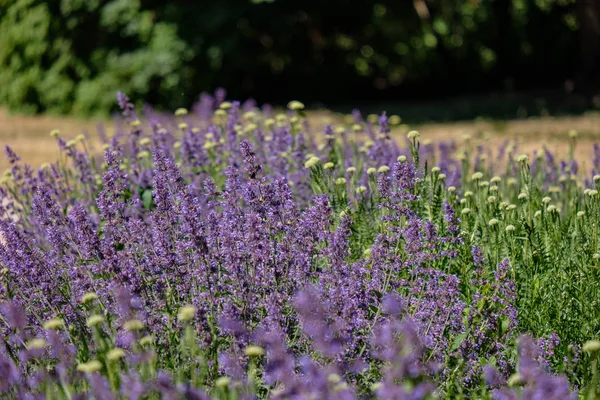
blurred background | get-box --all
[1,0,600,167]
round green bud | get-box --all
[577,211,585,217]
[26,338,47,350]
[377,165,390,173]
[356,185,367,194]
[517,154,528,163]
[505,225,516,232]
[431,167,441,174]
[335,178,347,185]
[367,167,377,175]
[397,155,407,162]
[77,360,102,374]
[287,100,305,111]
[461,208,471,215]
[86,315,105,327]
[177,305,197,322]
[304,157,320,169]
[81,292,98,303]
[107,348,125,361]
[43,318,65,331]
[123,319,144,331]
[471,172,484,180]
[488,218,499,226]
[244,345,265,357]
[508,373,525,387]
[215,376,231,388]
[323,162,335,170]
[583,340,600,353]
[175,107,188,116]
[140,335,154,346]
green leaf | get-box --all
[450,331,469,353]
[142,189,153,210]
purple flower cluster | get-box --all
[0,90,582,398]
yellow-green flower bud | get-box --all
[488,218,499,226]
[583,340,600,353]
[177,305,197,322]
[407,130,420,139]
[367,167,377,175]
[508,373,525,387]
[287,100,305,111]
[304,157,320,169]
[244,345,265,357]
[346,167,356,173]
[175,107,188,116]
[77,360,102,374]
[81,292,98,303]
[461,208,471,215]
[471,172,483,180]
[107,348,125,361]
[123,319,144,331]
[86,315,105,327]
[505,225,516,232]
[517,154,528,163]
[335,178,347,185]
[389,115,401,125]
[140,335,154,346]
[397,155,407,162]
[377,166,390,173]
[43,318,65,331]
[215,376,231,388]
[323,162,335,170]
[26,338,47,350]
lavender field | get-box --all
[2,91,600,399]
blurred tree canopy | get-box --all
[0,0,595,115]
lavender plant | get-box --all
[0,90,597,398]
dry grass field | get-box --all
[1,107,600,171]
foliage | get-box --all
[0,0,580,115]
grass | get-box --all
[1,106,600,170]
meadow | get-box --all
[2,91,600,399]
